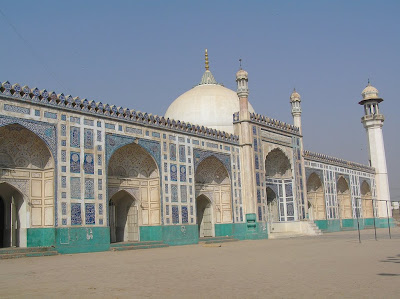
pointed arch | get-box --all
[265,148,292,179]
[337,176,352,219]
[361,180,374,218]
[306,172,326,220]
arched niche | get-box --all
[306,172,326,220]
[195,156,232,227]
[0,124,55,247]
[361,180,374,218]
[108,143,160,231]
[265,148,292,179]
[337,176,352,220]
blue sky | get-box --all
[0,0,399,201]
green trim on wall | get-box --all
[315,218,395,232]
[27,228,56,247]
[56,227,110,254]
[215,223,268,240]
[314,219,341,232]
[140,225,199,246]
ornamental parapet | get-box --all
[0,80,239,144]
[304,150,375,173]
[233,111,300,135]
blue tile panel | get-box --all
[169,144,176,161]
[179,145,186,162]
[70,126,80,148]
[85,203,95,225]
[172,205,179,224]
[84,128,94,149]
[179,165,186,182]
[70,177,81,199]
[170,164,177,181]
[182,206,188,223]
[84,153,94,174]
[171,184,178,202]
[85,178,95,199]
[70,152,80,173]
[71,203,82,225]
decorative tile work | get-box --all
[171,184,178,202]
[61,140,66,146]
[145,130,149,136]
[44,111,57,119]
[105,123,115,130]
[35,110,40,116]
[255,155,259,169]
[137,138,161,169]
[84,118,94,126]
[84,129,94,149]
[62,218,67,225]
[189,186,193,195]
[170,144,176,161]
[166,205,170,216]
[178,137,185,143]
[170,164,177,181]
[61,150,66,162]
[126,127,142,134]
[172,205,179,224]
[61,124,66,136]
[61,166,66,172]
[193,149,232,176]
[99,203,103,215]
[70,126,80,148]
[84,153,94,174]
[180,185,187,202]
[105,134,135,165]
[152,132,160,138]
[182,206,188,223]
[258,206,262,221]
[61,114,66,121]
[257,189,261,203]
[98,179,102,190]
[164,162,168,172]
[98,194,103,200]
[165,184,168,194]
[98,169,102,175]
[62,202,67,215]
[70,177,81,199]
[85,203,95,225]
[190,206,193,216]
[118,125,122,131]
[180,165,186,182]
[85,178,95,199]
[62,192,66,199]
[71,203,82,225]
[70,152,80,173]
[61,176,67,188]
[99,218,103,225]
[189,166,192,175]
[70,116,80,124]
[98,154,102,166]
[97,145,102,151]
[97,130,102,142]
[179,145,186,162]
[4,104,30,114]
[97,121,101,127]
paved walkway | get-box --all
[0,227,399,298]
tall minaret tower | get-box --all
[236,64,256,218]
[290,89,302,133]
[359,81,391,218]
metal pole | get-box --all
[356,206,361,243]
[386,200,391,239]
[373,199,377,241]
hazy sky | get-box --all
[0,0,399,201]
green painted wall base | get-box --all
[27,228,56,247]
[215,223,268,240]
[55,227,110,254]
[140,225,199,246]
[315,218,396,232]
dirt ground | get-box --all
[0,227,399,298]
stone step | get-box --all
[0,250,58,260]
[111,243,169,251]
[110,241,165,248]
[204,238,239,244]
[0,246,55,255]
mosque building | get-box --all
[0,50,393,254]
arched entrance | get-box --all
[307,173,326,220]
[361,181,374,218]
[265,148,295,221]
[0,124,55,248]
[266,187,279,223]
[196,195,213,237]
[337,177,352,223]
[109,191,138,243]
[0,183,24,247]
[108,143,160,243]
[195,156,232,238]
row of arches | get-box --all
[306,173,374,221]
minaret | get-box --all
[359,81,391,218]
[290,89,308,219]
[290,89,302,133]
[236,62,256,218]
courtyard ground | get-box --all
[0,227,399,298]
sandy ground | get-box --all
[0,227,399,299]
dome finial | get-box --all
[368,78,370,86]
[239,58,242,70]
[205,49,209,71]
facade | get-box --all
[0,52,393,253]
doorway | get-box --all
[196,195,213,237]
[109,191,139,243]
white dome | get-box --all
[361,82,379,100]
[165,72,255,134]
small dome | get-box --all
[290,89,301,102]
[236,69,248,80]
[165,70,255,134]
[362,81,379,100]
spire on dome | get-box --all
[205,49,209,71]
[199,49,218,85]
